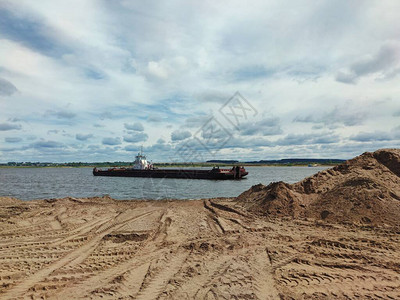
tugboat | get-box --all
[93,151,248,180]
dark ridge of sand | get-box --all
[236,148,400,227]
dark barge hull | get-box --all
[93,167,248,180]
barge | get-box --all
[93,151,248,180]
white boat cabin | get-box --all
[133,152,153,170]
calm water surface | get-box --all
[0,166,328,200]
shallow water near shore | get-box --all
[0,166,328,200]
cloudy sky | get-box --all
[1,0,400,163]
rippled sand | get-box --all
[0,196,399,299]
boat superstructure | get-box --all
[132,150,153,170]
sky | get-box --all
[0,0,399,163]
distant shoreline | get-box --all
[0,163,339,169]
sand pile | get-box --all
[237,148,400,226]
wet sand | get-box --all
[0,196,399,299]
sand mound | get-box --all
[237,148,400,226]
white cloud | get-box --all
[336,42,400,83]
[123,132,148,143]
[124,122,144,132]
[171,130,191,141]
[0,123,22,131]
[0,0,399,162]
[146,61,169,80]
[76,133,94,141]
[102,137,121,145]
[5,137,22,143]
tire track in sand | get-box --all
[135,249,189,300]
[1,209,158,299]
[54,209,173,299]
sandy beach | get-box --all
[1,149,399,299]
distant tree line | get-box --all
[0,162,134,167]
[1,158,345,168]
